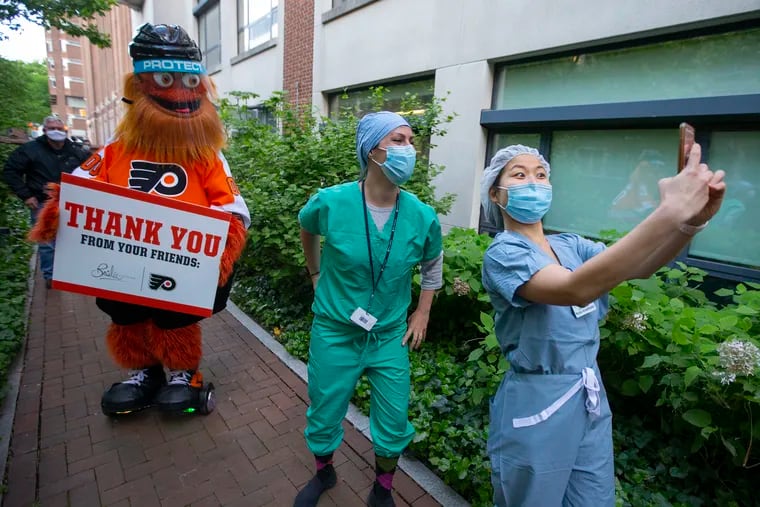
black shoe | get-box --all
[155,369,203,412]
[45,279,53,289]
[294,464,337,507]
[367,482,395,507]
[101,365,165,415]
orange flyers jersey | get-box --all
[72,139,250,228]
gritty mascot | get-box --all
[30,23,250,415]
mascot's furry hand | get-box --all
[219,214,247,286]
[27,183,61,243]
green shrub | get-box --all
[422,227,493,344]
[0,187,32,402]
[600,264,759,505]
[222,89,454,307]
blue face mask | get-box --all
[372,145,416,185]
[496,183,553,224]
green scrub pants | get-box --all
[304,316,414,458]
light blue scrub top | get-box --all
[483,231,615,506]
[299,181,442,333]
[482,231,609,375]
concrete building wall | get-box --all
[133,0,196,33]
[127,0,285,105]
[206,0,284,105]
[311,0,760,230]
[84,0,758,232]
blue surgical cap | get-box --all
[356,111,410,178]
[480,145,551,229]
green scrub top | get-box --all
[299,181,442,333]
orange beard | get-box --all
[114,73,226,166]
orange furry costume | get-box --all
[30,23,249,415]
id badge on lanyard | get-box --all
[351,181,399,332]
[572,302,596,318]
[350,307,378,331]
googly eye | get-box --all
[152,73,174,88]
[181,74,201,88]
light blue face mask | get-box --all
[372,145,416,185]
[496,183,553,224]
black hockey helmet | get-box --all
[129,23,202,62]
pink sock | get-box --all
[315,456,333,471]
[376,472,394,490]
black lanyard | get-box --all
[361,180,400,304]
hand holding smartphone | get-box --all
[678,122,695,172]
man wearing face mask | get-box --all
[295,111,443,507]
[3,115,91,288]
[480,144,725,506]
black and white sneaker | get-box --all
[101,365,166,416]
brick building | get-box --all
[45,28,88,140]
[282,1,315,113]
[81,4,134,148]
[43,3,134,147]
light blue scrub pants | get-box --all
[489,371,615,507]
[31,206,55,281]
[304,316,415,458]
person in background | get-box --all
[3,115,90,288]
[610,149,668,224]
[480,143,725,506]
[295,111,443,507]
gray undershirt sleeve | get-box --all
[420,251,443,290]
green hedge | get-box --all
[0,165,32,403]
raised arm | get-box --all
[519,143,726,307]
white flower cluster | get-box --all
[452,276,471,296]
[712,339,760,385]
[623,312,648,332]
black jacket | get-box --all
[3,136,91,203]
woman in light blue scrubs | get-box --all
[294,111,443,507]
[480,144,726,506]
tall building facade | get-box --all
[94,0,760,282]
[43,4,134,146]
[45,28,88,140]
[81,3,134,148]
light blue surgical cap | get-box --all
[480,144,551,229]
[356,111,410,178]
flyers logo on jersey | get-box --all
[129,161,188,196]
[82,153,103,176]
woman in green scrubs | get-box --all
[294,111,443,507]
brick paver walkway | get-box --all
[1,271,442,507]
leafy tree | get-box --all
[0,57,49,131]
[0,0,119,47]
[0,57,50,219]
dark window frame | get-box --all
[481,22,760,282]
[326,73,436,118]
[194,0,222,73]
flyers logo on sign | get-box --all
[148,274,177,291]
[129,161,188,196]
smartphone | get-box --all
[678,122,695,172]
